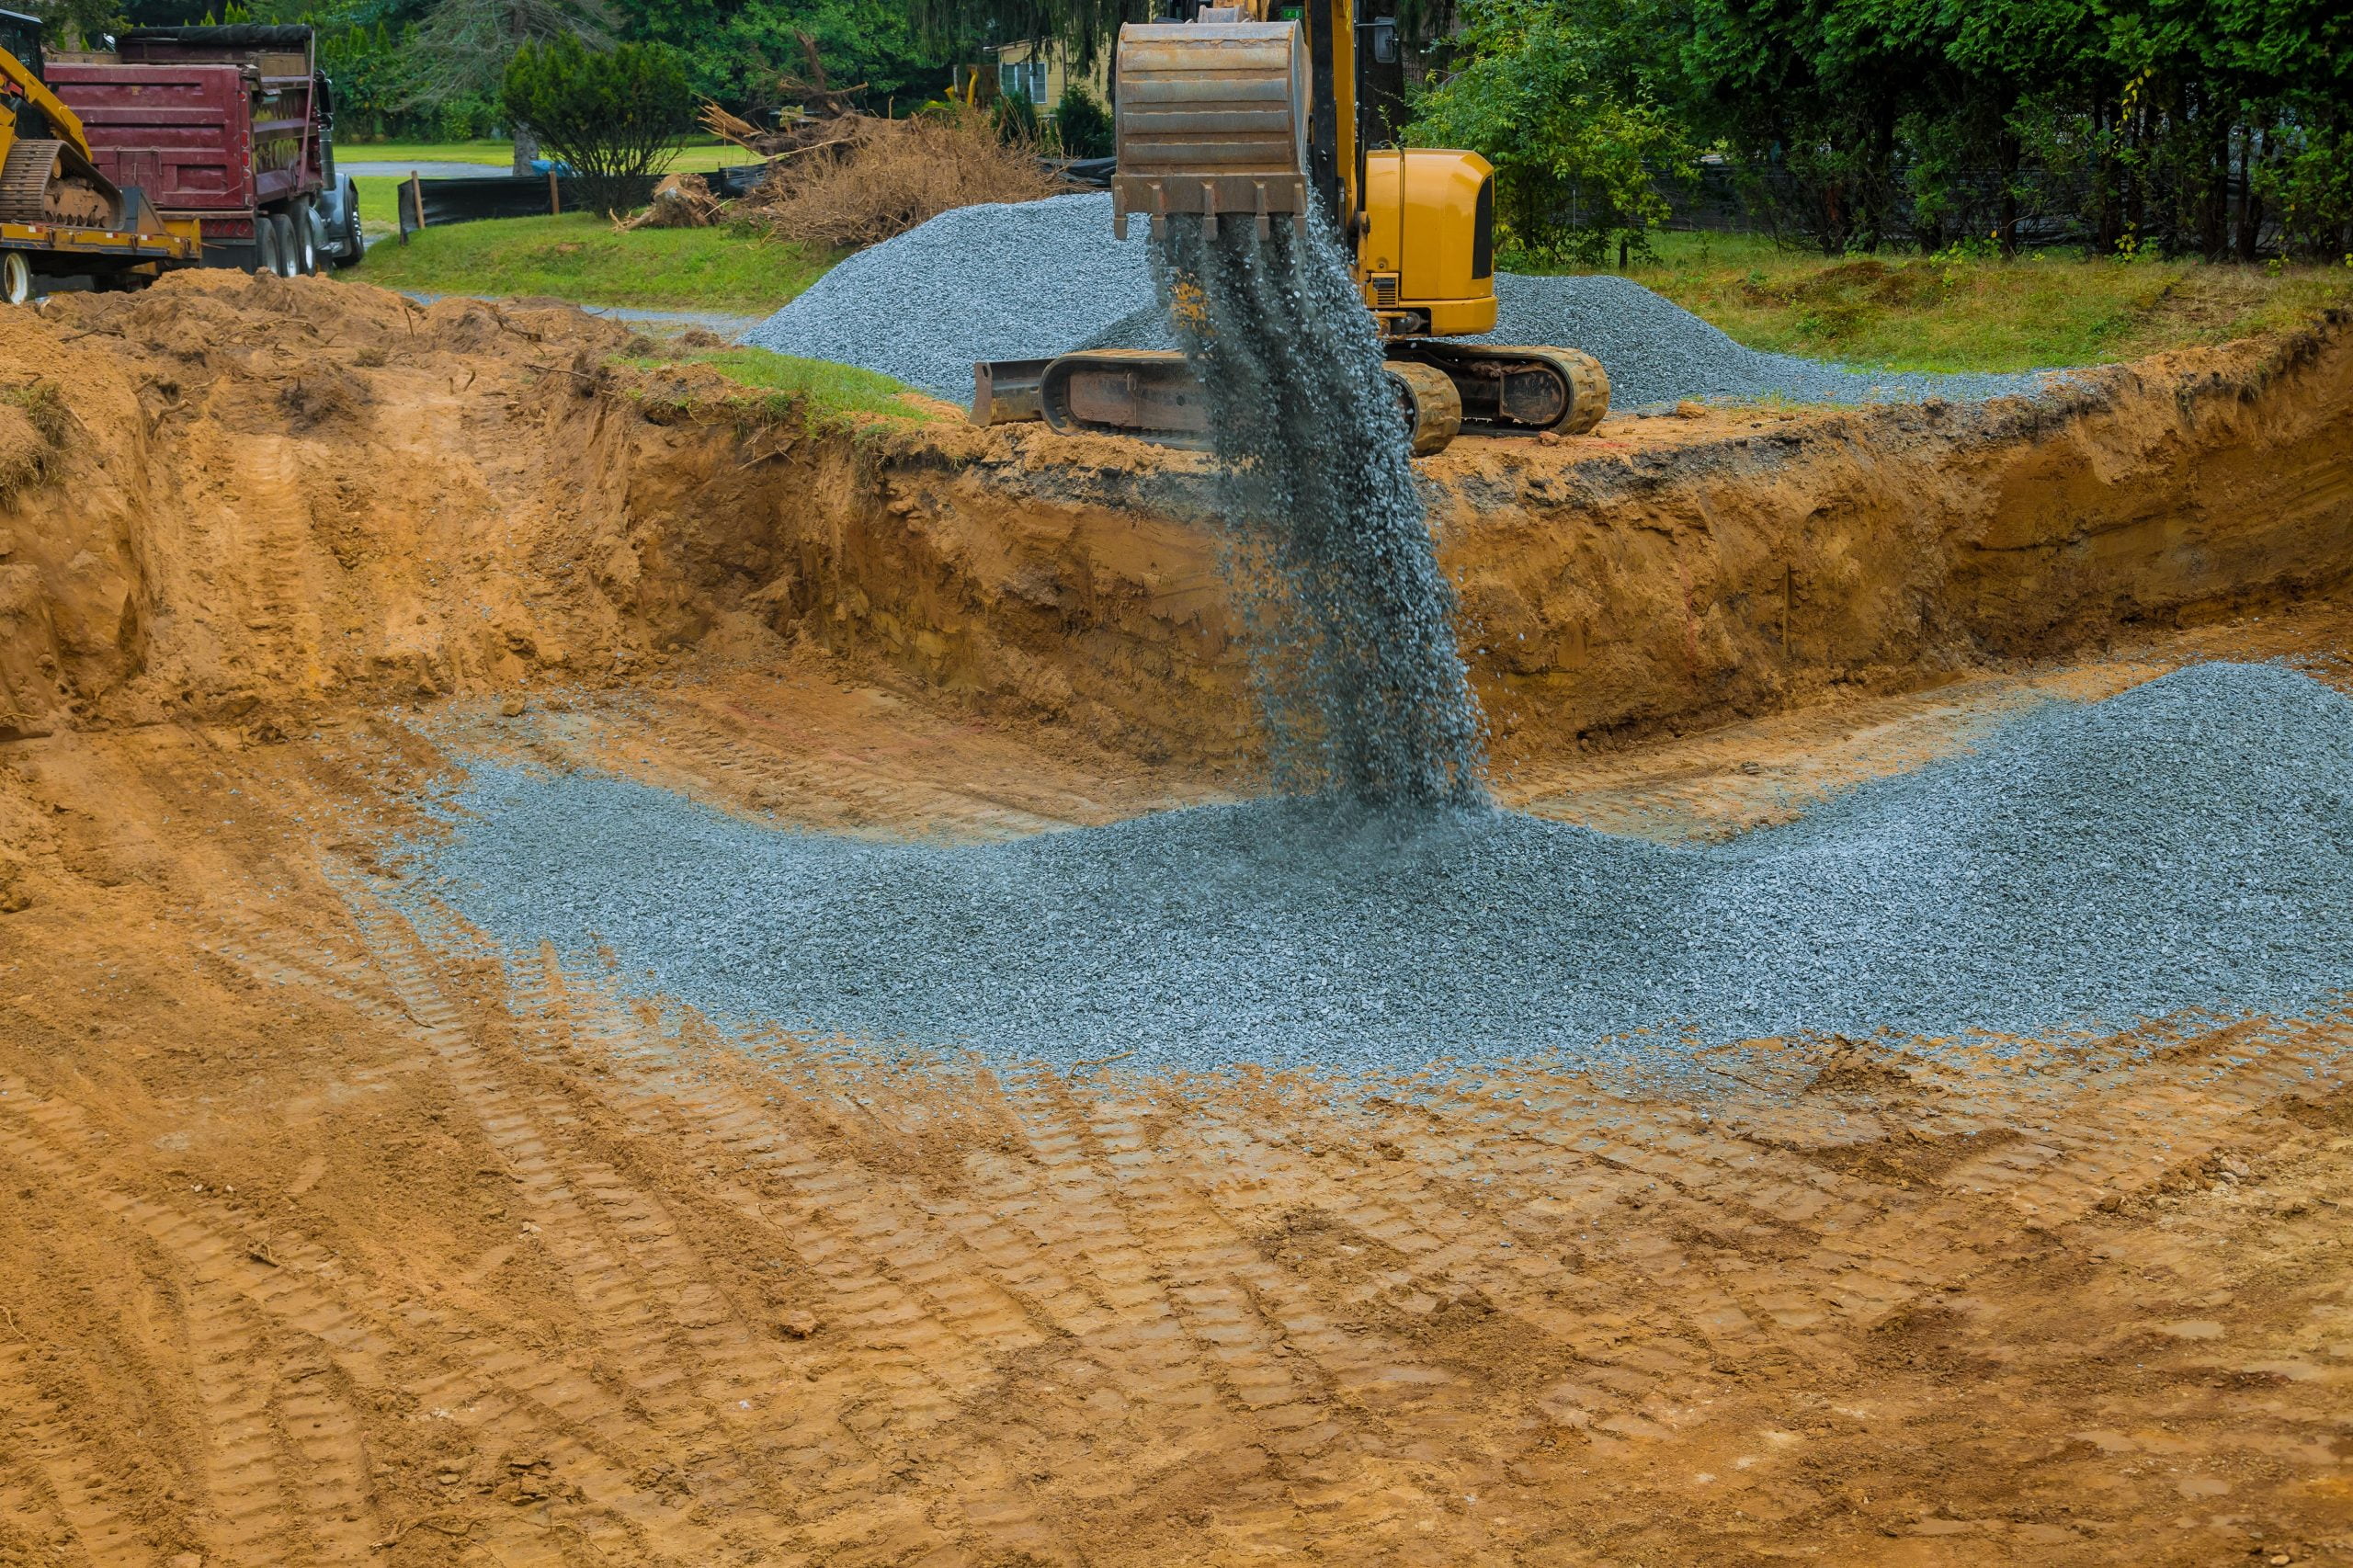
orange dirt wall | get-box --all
[660,312,2353,767]
[0,274,2347,773]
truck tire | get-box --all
[270,213,301,278]
[290,199,320,275]
[253,219,280,277]
[341,179,363,264]
[303,201,330,270]
[0,252,28,304]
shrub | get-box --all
[435,92,494,142]
[2263,130,2353,263]
[504,37,692,214]
[991,87,1041,144]
[1053,82,1113,159]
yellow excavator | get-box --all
[0,9,199,303]
[973,0,1608,456]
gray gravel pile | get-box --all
[415,662,2353,1072]
[740,193,1152,400]
[1149,213,1485,802]
[742,191,2057,409]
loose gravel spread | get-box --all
[744,191,2060,409]
[414,663,2353,1072]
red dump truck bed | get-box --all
[47,25,350,273]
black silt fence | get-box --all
[392,165,773,239]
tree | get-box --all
[28,0,125,49]
[503,34,691,210]
[613,0,945,114]
[1053,79,1111,157]
[1410,0,1689,265]
[416,0,619,171]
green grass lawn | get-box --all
[619,346,935,426]
[348,213,833,315]
[338,139,756,172]
[335,185,2352,370]
[1524,230,2353,371]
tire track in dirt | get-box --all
[0,1074,730,1564]
[0,1338,162,1567]
[325,890,811,1549]
[493,940,1081,1559]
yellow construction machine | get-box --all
[0,9,199,302]
[973,0,1608,456]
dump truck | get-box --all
[49,23,361,277]
[0,9,199,302]
[975,0,1608,456]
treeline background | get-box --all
[37,0,2350,264]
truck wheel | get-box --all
[303,203,330,270]
[0,252,28,305]
[253,220,280,277]
[270,214,301,278]
[290,199,320,275]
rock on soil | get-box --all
[415,662,2353,1074]
[744,191,2058,409]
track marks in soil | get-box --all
[8,678,2353,1562]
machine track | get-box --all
[0,136,114,226]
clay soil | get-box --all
[1,272,2350,1567]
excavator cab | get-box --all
[977,0,1608,452]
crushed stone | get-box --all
[739,193,1153,403]
[1148,211,1485,803]
[411,662,2353,1073]
[743,190,2063,408]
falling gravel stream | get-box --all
[1151,212,1485,804]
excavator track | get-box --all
[0,137,118,226]
[1383,341,1611,437]
[1017,348,1469,455]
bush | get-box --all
[503,37,692,214]
[435,93,495,142]
[1053,82,1113,159]
[751,108,1063,249]
[991,87,1040,144]
[2263,130,2353,263]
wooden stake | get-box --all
[407,172,425,239]
[547,166,562,217]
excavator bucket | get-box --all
[1112,20,1310,241]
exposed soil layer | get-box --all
[0,276,2349,1564]
[6,273,2350,778]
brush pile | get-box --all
[735,109,1065,249]
[669,28,1067,249]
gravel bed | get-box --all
[412,662,2353,1073]
[743,190,2062,408]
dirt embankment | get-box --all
[2,273,2349,772]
